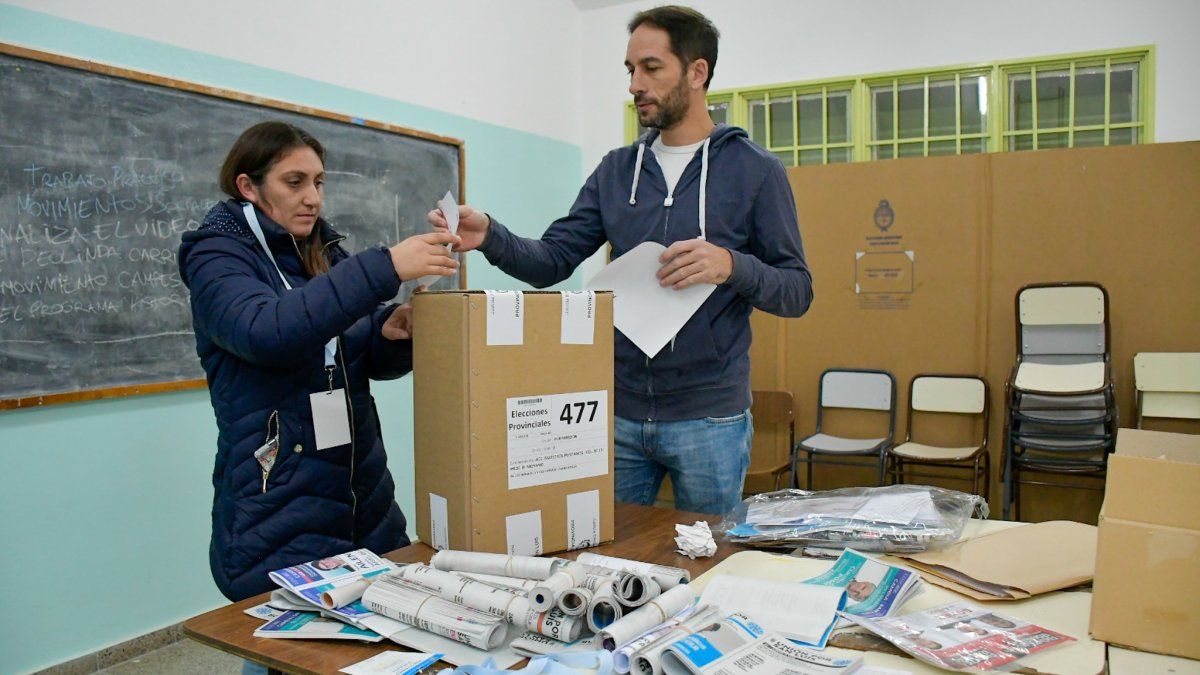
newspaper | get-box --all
[701,633,862,675]
[846,601,1075,672]
[361,574,509,650]
[698,575,844,648]
[268,549,398,625]
[804,549,923,627]
[659,612,764,674]
[339,651,443,675]
[253,610,384,641]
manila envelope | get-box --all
[895,520,1097,601]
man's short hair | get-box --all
[627,5,720,89]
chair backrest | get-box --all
[820,369,894,411]
[906,374,989,446]
[1135,352,1200,425]
[1017,283,1109,357]
[745,390,795,492]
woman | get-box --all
[178,121,459,602]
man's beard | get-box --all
[637,74,691,130]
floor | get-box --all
[94,640,241,675]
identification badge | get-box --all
[310,389,352,450]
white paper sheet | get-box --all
[585,241,715,358]
[507,390,608,489]
[698,574,845,647]
[429,493,449,550]
[567,489,601,550]
[484,290,524,346]
[560,290,596,345]
[505,510,543,555]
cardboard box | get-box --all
[412,290,614,556]
[1089,428,1200,659]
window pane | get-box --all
[961,138,985,154]
[1073,66,1106,126]
[1038,132,1068,149]
[827,93,849,143]
[929,140,957,156]
[1036,69,1070,129]
[773,149,795,166]
[828,147,851,163]
[750,100,767,146]
[961,76,988,135]
[1009,134,1034,151]
[928,79,957,137]
[872,87,894,140]
[898,142,924,158]
[897,83,924,139]
[1074,129,1105,147]
[1110,64,1138,124]
[798,94,823,146]
[708,101,729,125]
[1010,73,1033,131]
[770,96,794,148]
[1109,127,1138,145]
[873,144,894,160]
[799,149,824,166]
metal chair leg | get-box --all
[876,449,886,486]
[806,450,814,491]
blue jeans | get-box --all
[614,411,752,516]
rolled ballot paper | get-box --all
[397,564,584,642]
[587,581,625,633]
[431,550,558,580]
[618,573,661,607]
[629,605,723,675]
[319,578,373,609]
[557,586,593,616]
[529,561,588,612]
[611,604,702,674]
[577,552,690,589]
[599,584,696,651]
[457,572,540,593]
[361,574,508,650]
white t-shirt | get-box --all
[651,136,705,197]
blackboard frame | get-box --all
[0,42,466,411]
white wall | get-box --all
[578,0,1200,170]
[3,0,584,147]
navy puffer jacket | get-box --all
[179,200,411,601]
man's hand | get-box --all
[657,239,734,289]
[427,204,490,252]
[380,285,426,340]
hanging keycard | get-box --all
[310,389,352,450]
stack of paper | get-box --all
[697,574,845,648]
[803,549,923,627]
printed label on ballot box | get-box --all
[507,390,609,490]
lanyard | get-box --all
[242,203,338,369]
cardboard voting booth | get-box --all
[412,290,615,556]
[1089,428,1200,659]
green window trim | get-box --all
[623,46,1154,164]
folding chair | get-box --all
[888,374,991,499]
[742,390,796,496]
[1134,352,1200,428]
[794,368,896,489]
[1002,282,1117,520]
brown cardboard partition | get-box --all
[752,141,1200,521]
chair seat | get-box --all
[891,442,981,461]
[798,433,886,454]
[1012,434,1113,452]
[1014,361,1106,393]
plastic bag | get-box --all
[720,485,988,553]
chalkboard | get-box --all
[0,44,464,409]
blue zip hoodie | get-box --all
[480,124,813,420]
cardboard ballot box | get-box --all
[412,290,615,556]
[1089,428,1200,659]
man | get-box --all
[429,5,812,515]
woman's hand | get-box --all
[381,286,426,340]
[389,232,461,281]
[427,204,490,252]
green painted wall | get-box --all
[0,5,583,673]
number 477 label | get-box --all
[507,390,609,490]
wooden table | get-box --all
[183,503,739,674]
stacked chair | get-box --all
[1002,282,1118,520]
[794,368,896,488]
